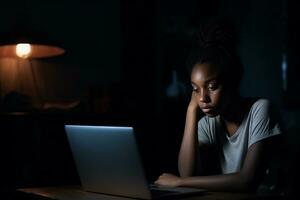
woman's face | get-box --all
[191,63,230,117]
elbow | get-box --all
[178,162,195,178]
[178,168,194,178]
[237,181,257,193]
[237,174,259,193]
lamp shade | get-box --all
[0,23,65,59]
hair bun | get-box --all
[198,19,237,50]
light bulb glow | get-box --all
[16,43,32,58]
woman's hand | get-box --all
[155,173,182,187]
[188,91,199,111]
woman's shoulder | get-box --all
[246,97,280,119]
[253,98,271,106]
[245,97,269,106]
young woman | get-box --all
[155,21,283,192]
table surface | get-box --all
[16,185,286,200]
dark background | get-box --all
[0,0,300,198]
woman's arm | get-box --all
[156,139,269,192]
[181,140,267,192]
[178,92,201,177]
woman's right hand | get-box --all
[188,91,199,111]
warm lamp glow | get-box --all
[0,44,65,58]
[16,43,32,58]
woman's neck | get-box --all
[220,95,247,126]
[219,95,251,137]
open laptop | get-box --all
[64,125,206,199]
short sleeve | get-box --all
[198,117,212,145]
[249,99,282,147]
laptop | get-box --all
[64,125,206,199]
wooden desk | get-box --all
[16,185,286,200]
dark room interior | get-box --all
[0,0,300,199]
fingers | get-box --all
[157,173,167,179]
[155,173,168,185]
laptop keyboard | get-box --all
[149,184,180,195]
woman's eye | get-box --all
[192,87,198,92]
[208,83,218,90]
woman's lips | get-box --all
[201,107,213,113]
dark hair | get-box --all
[187,19,243,92]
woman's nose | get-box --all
[199,89,210,103]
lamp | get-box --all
[0,1,66,110]
[0,24,65,59]
[0,1,65,59]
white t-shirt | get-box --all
[198,98,282,174]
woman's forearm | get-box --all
[178,106,199,177]
[179,173,252,192]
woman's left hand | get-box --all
[154,173,182,187]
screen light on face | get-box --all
[16,43,32,58]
